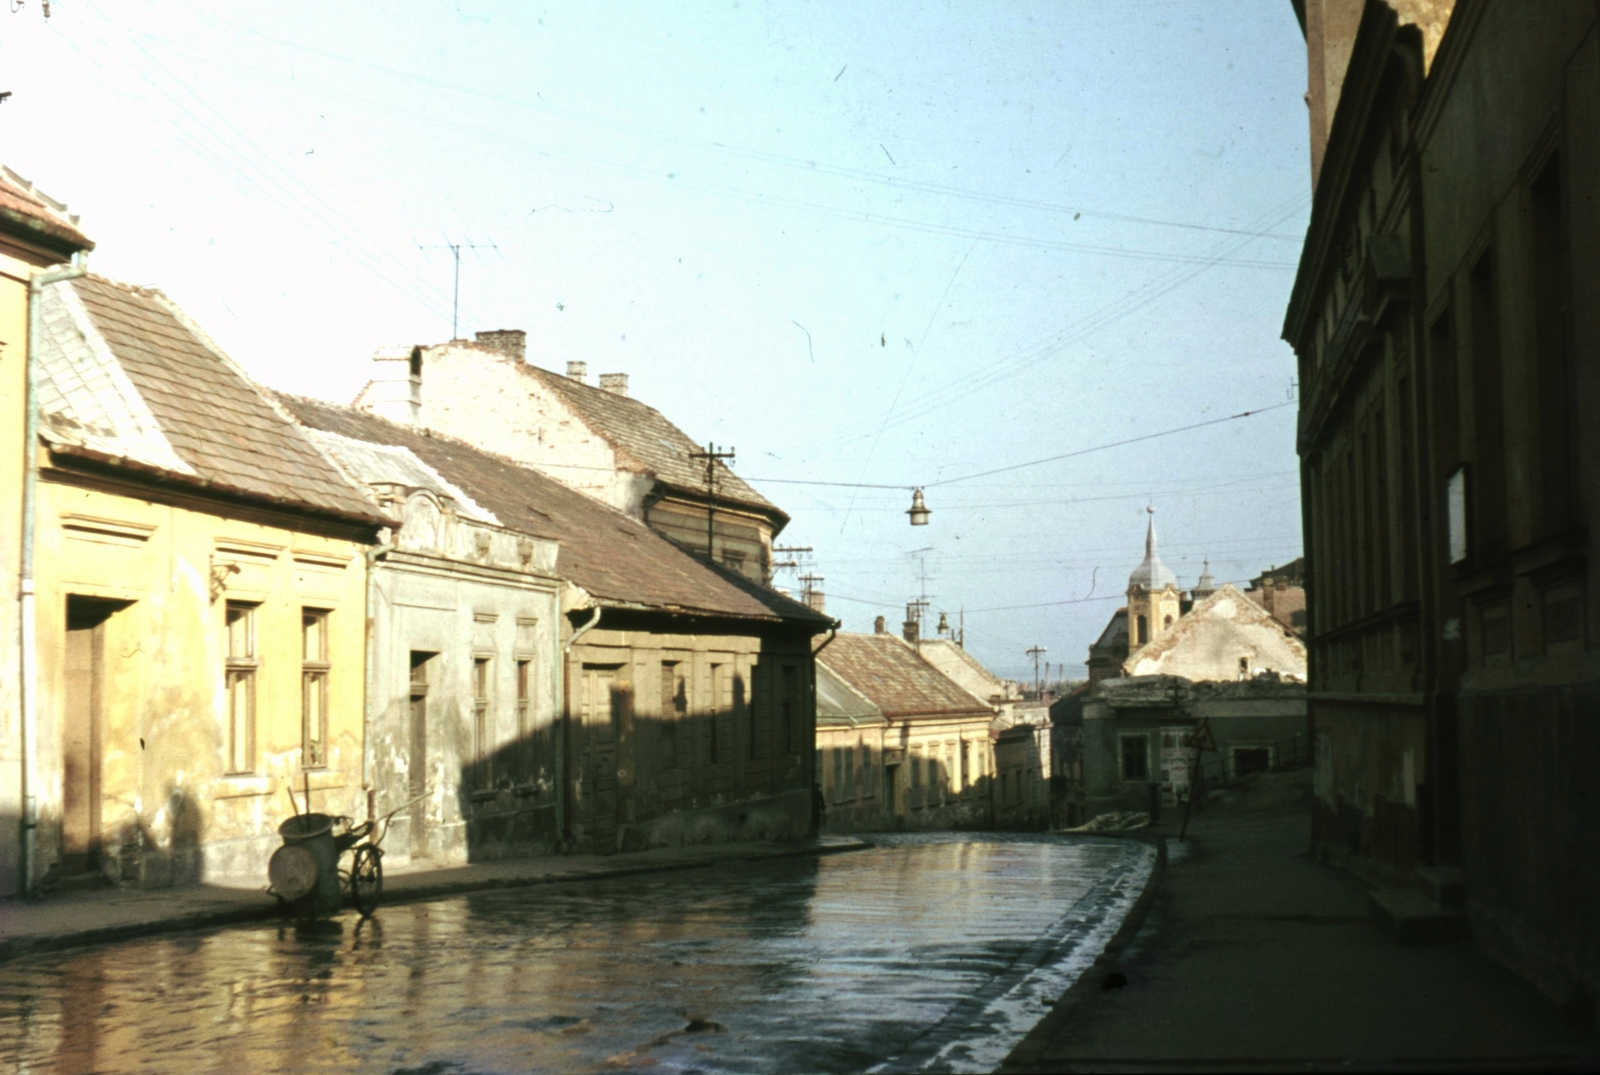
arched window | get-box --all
[1136,615,1148,645]
[1164,614,1174,630]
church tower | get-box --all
[1126,507,1183,651]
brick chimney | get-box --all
[566,360,587,384]
[598,372,628,396]
[474,329,526,362]
[804,589,825,615]
[874,615,886,635]
[902,605,920,645]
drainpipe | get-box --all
[559,606,602,848]
[361,540,394,802]
[807,623,840,833]
[18,262,85,897]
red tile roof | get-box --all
[817,633,995,720]
[278,393,832,627]
[0,167,92,255]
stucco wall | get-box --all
[565,626,817,853]
[32,479,371,888]
[1127,591,1307,680]
[367,504,562,867]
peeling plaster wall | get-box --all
[30,479,371,889]
[368,495,562,867]
[368,342,650,516]
[1126,589,1308,681]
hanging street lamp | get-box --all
[907,488,931,526]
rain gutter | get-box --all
[19,262,84,896]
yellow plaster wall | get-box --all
[33,479,369,886]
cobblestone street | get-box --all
[0,834,1153,1075]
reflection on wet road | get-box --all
[0,833,1153,1075]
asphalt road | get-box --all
[0,832,1154,1075]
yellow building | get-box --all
[27,274,384,889]
[0,168,94,898]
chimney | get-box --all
[874,615,886,635]
[804,589,825,615]
[566,360,587,383]
[598,372,629,396]
[362,344,424,425]
[474,329,526,363]
[902,604,920,646]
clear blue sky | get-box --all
[4,0,1310,679]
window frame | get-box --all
[224,602,259,775]
[301,609,331,770]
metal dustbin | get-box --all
[269,813,341,917]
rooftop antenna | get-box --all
[417,236,498,340]
[908,546,934,640]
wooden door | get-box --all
[579,666,620,851]
[63,598,118,875]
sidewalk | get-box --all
[0,834,868,964]
[1003,770,1600,1073]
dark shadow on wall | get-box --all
[453,629,820,860]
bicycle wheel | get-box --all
[350,845,383,917]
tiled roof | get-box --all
[817,661,885,726]
[817,633,994,720]
[36,276,384,523]
[305,430,500,525]
[1091,608,1128,653]
[523,365,782,519]
[278,394,832,627]
[0,167,92,255]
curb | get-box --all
[0,839,871,965]
[998,832,1171,1074]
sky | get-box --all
[2,0,1311,680]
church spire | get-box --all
[1128,506,1178,592]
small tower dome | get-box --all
[1128,507,1178,592]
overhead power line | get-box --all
[746,399,1296,491]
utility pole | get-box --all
[688,442,735,564]
[772,544,813,571]
[418,237,498,339]
[1026,645,1047,699]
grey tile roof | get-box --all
[523,365,782,519]
[278,393,832,628]
[818,633,994,720]
[36,276,384,523]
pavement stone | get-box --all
[1001,769,1600,1073]
[0,835,869,964]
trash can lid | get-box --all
[278,812,335,840]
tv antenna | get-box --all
[418,237,499,339]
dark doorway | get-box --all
[1233,747,1271,779]
[408,651,436,859]
[883,764,899,826]
[63,597,127,877]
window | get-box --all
[713,662,726,764]
[224,603,258,774]
[1163,614,1173,630]
[1238,656,1250,680]
[1447,466,1469,565]
[781,665,797,754]
[661,661,685,766]
[1136,615,1148,645]
[301,610,330,768]
[1120,735,1149,781]
[844,743,855,799]
[473,657,492,785]
[516,659,532,778]
[721,549,746,574]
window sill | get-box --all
[215,775,271,800]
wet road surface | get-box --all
[0,833,1153,1075]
